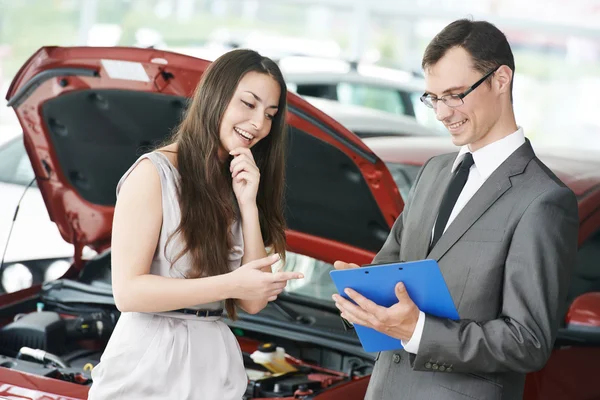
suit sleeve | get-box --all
[412,186,579,373]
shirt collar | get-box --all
[451,127,526,180]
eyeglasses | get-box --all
[420,66,500,109]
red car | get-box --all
[364,135,600,400]
[0,46,399,400]
[0,46,597,400]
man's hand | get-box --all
[332,282,420,342]
[333,261,360,270]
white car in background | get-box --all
[279,56,443,132]
[303,95,441,139]
[0,133,95,293]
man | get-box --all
[333,19,579,400]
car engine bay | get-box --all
[0,254,374,399]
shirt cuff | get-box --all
[401,311,425,354]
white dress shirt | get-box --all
[401,127,526,354]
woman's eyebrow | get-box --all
[244,91,278,109]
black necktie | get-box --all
[430,153,475,250]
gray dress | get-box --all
[88,152,247,400]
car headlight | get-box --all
[1,263,33,293]
[44,259,72,283]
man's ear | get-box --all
[494,65,513,95]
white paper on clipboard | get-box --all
[100,59,150,82]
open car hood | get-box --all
[6,46,403,266]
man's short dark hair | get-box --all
[422,19,515,98]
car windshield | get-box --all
[278,252,337,303]
[384,162,422,200]
[0,136,37,187]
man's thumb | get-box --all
[334,261,360,270]
[395,282,408,299]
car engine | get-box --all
[0,277,373,399]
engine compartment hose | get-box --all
[18,346,70,368]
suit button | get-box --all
[432,364,439,370]
[392,354,401,363]
[446,367,453,372]
[439,366,446,372]
[425,362,432,369]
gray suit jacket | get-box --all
[365,141,579,400]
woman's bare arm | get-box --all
[111,159,236,312]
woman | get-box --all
[88,49,302,399]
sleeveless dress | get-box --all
[87,152,247,400]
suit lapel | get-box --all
[427,140,536,261]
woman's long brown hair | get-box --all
[165,49,287,320]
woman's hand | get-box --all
[230,147,260,208]
[229,254,303,301]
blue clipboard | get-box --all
[329,259,459,352]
